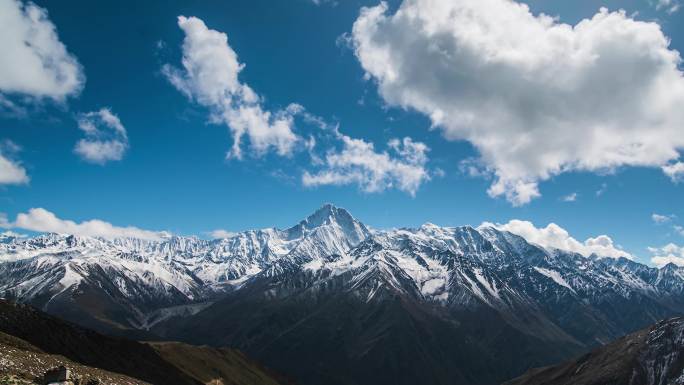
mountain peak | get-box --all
[283,204,369,241]
[661,262,681,272]
[301,204,353,228]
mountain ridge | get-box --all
[2,204,684,384]
[1,204,682,334]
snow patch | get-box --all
[533,267,575,293]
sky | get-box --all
[0,0,683,266]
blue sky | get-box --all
[0,0,683,265]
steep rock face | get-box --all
[505,317,684,385]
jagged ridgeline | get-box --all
[2,204,684,385]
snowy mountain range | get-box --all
[2,204,684,384]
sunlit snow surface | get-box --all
[533,267,575,293]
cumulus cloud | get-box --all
[74,108,129,165]
[0,155,27,185]
[561,193,578,202]
[303,134,430,196]
[663,162,684,183]
[0,140,29,185]
[351,0,684,206]
[209,229,236,239]
[163,16,298,159]
[0,0,84,100]
[163,15,432,196]
[652,213,675,224]
[482,219,633,259]
[649,243,684,267]
[1,208,166,240]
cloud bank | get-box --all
[650,243,684,267]
[483,219,632,259]
[1,208,165,240]
[209,229,236,239]
[351,0,684,205]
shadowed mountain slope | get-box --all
[0,299,288,385]
[504,317,684,385]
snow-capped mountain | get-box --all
[1,204,684,383]
[0,204,371,331]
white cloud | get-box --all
[674,225,684,236]
[662,162,684,183]
[649,243,684,267]
[74,108,129,165]
[163,15,433,196]
[482,219,633,259]
[351,0,684,206]
[0,140,28,185]
[655,0,681,14]
[303,134,430,196]
[0,153,28,185]
[1,208,166,240]
[0,0,84,100]
[163,16,298,159]
[561,193,578,202]
[0,230,26,238]
[209,229,236,239]
[652,213,675,224]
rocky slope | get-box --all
[149,342,292,385]
[505,317,684,385]
[0,299,288,385]
[0,330,147,385]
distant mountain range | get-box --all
[2,204,684,384]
